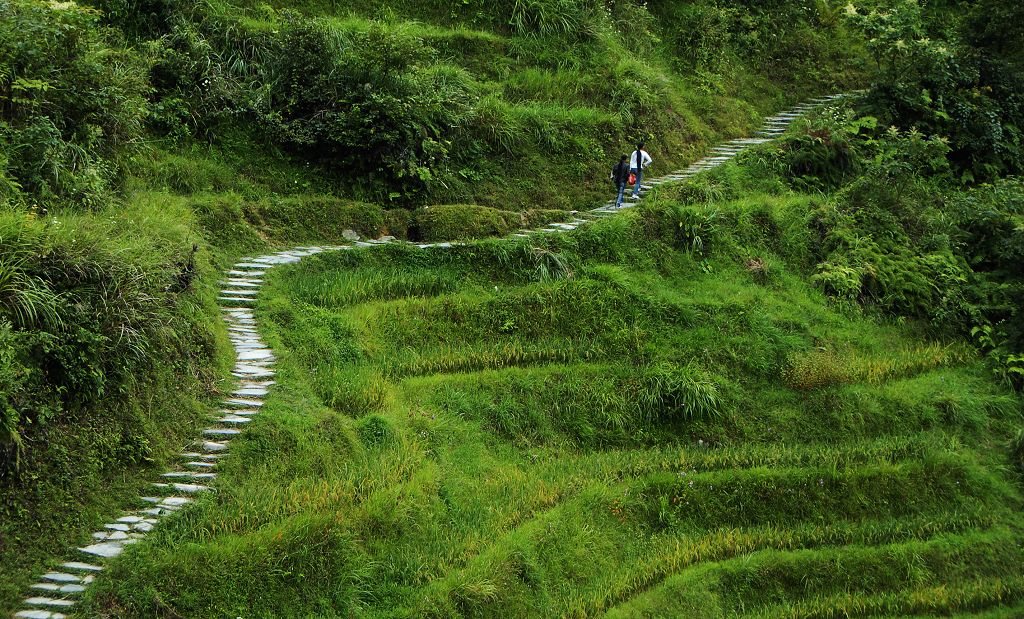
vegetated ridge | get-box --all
[2,0,1024,616]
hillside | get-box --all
[3,0,1024,617]
[83,167,1024,616]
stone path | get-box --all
[10,93,848,618]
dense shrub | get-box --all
[261,20,476,201]
[845,0,1024,182]
[0,203,215,468]
[413,204,520,241]
[0,0,149,208]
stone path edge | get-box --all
[9,93,853,619]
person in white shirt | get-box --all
[630,142,652,200]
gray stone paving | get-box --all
[11,95,851,618]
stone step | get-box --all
[39,573,90,584]
[91,530,144,542]
[220,288,259,296]
[115,515,155,525]
[30,583,86,594]
[162,471,217,480]
[217,414,252,424]
[141,495,192,509]
[181,452,221,461]
[226,269,266,277]
[16,609,69,618]
[224,398,263,408]
[184,460,217,469]
[250,255,301,265]
[233,262,271,270]
[203,427,242,437]
[236,350,274,362]
[231,343,268,352]
[59,562,102,573]
[151,481,213,493]
[23,597,76,608]
[221,280,261,288]
[200,440,230,452]
[232,369,275,379]
[78,538,139,559]
[222,408,260,416]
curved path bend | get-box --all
[12,93,849,619]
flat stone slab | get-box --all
[24,597,76,608]
[30,583,86,594]
[251,255,301,265]
[78,539,138,558]
[222,408,259,416]
[40,573,86,583]
[233,262,271,269]
[201,440,230,451]
[236,350,274,362]
[185,461,217,468]
[162,471,217,480]
[222,280,261,288]
[159,496,192,507]
[91,530,139,541]
[16,610,68,618]
[233,386,269,397]
[152,482,212,493]
[60,562,102,572]
[204,427,242,436]
[232,366,275,378]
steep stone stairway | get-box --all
[10,93,849,618]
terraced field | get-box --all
[81,196,1024,617]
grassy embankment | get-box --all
[83,158,1024,616]
[0,0,870,612]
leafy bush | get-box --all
[0,0,149,208]
[261,20,476,202]
[0,202,215,468]
[845,0,1024,182]
[413,204,520,241]
[773,110,876,189]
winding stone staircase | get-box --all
[10,93,850,619]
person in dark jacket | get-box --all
[611,154,630,208]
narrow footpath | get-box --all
[11,93,849,619]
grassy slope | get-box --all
[82,188,1024,616]
[0,200,235,613]
[125,0,867,211]
[1,0,866,607]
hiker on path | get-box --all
[611,154,631,208]
[630,142,652,200]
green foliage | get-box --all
[0,0,149,208]
[775,109,876,189]
[413,204,521,241]
[845,0,1024,182]
[640,361,721,421]
[263,20,476,201]
[0,197,226,613]
[0,203,218,467]
[81,201,1024,617]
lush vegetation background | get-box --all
[2,0,1023,615]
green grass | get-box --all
[80,196,1024,617]
[0,200,234,614]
